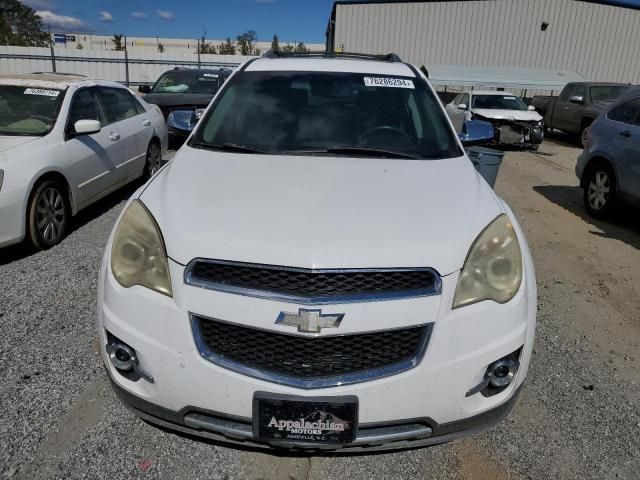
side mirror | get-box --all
[528,105,536,111]
[569,95,584,104]
[457,103,468,110]
[74,119,101,135]
[457,120,495,146]
[138,85,151,94]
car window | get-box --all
[99,87,141,123]
[572,85,586,100]
[68,87,107,134]
[472,94,527,110]
[0,85,63,136]
[193,71,461,160]
[152,71,222,94]
[452,94,461,105]
[590,86,628,103]
[607,97,640,125]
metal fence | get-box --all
[0,46,257,85]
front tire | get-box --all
[27,179,70,250]
[584,162,616,219]
[579,123,591,148]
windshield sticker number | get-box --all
[504,96,517,100]
[24,88,60,97]
[202,73,219,78]
[364,77,414,89]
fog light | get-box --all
[466,347,521,397]
[109,342,137,371]
[106,333,154,383]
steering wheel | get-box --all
[358,125,413,145]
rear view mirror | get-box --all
[457,103,467,110]
[569,95,584,104]
[138,85,151,94]
[458,120,495,146]
[74,119,101,135]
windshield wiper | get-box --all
[191,142,268,154]
[285,147,419,159]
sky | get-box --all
[22,0,336,43]
[21,0,640,43]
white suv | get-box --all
[98,53,536,451]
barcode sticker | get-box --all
[24,88,60,97]
[364,77,414,89]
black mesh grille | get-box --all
[193,316,430,380]
[187,261,437,301]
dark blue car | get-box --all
[576,86,640,218]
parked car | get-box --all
[0,73,167,249]
[445,90,543,149]
[532,82,630,146]
[139,68,232,144]
[576,86,640,218]
[98,52,536,452]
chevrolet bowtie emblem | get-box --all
[276,308,345,333]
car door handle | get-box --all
[142,119,152,127]
[619,130,631,138]
[109,132,120,141]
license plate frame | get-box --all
[253,392,358,445]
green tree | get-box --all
[281,43,295,54]
[198,36,216,54]
[111,33,124,51]
[157,42,164,53]
[294,42,310,54]
[0,0,49,46]
[271,34,279,54]
[217,37,236,55]
[236,30,257,55]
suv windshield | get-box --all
[0,85,63,136]
[472,94,527,110]
[152,71,222,94]
[191,71,461,159]
[590,85,628,103]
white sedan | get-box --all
[445,90,544,148]
[0,73,167,249]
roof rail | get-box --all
[261,50,402,63]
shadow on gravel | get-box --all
[0,180,142,267]
[534,185,640,251]
[543,130,581,148]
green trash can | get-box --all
[466,146,504,189]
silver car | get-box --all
[576,87,640,218]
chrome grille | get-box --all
[191,314,433,389]
[184,259,440,304]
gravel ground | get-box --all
[1,140,639,479]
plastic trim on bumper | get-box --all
[108,373,522,452]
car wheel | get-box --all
[579,124,591,148]
[27,179,70,250]
[144,141,162,180]
[584,163,616,219]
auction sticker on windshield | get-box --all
[364,77,414,89]
[24,88,60,97]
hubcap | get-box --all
[147,144,161,176]
[581,127,590,146]
[36,187,65,243]
[587,171,610,210]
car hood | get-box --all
[139,146,504,275]
[142,93,214,108]
[0,136,39,153]
[471,109,543,122]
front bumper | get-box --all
[0,188,27,248]
[109,373,523,452]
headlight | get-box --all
[453,214,522,309]
[110,200,172,297]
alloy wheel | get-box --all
[35,187,65,244]
[587,171,610,211]
[147,143,161,177]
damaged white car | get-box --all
[445,90,544,149]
